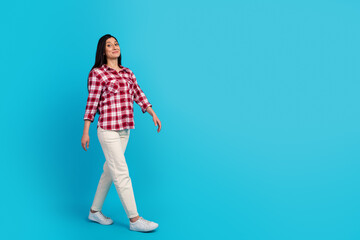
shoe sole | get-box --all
[129,225,158,232]
[88,216,113,225]
[129,228,157,232]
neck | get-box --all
[106,58,120,69]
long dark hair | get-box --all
[87,34,122,115]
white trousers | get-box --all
[90,126,139,219]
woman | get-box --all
[81,34,161,232]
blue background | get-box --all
[1,0,359,239]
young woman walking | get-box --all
[81,34,161,232]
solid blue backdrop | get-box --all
[1,0,359,239]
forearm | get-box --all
[146,106,156,117]
[83,120,91,135]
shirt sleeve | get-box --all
[131,72,152,113]
[84,69,103,122]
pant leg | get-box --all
[90,162,112,212]
[93,127,138,218]
[90,128,131,212]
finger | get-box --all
[82,143,87,151]
[87,141,89,149]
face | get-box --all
[104,37,120,59]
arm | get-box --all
[132,74,153,114]
[84,70,103,122]
[81,120,91,151]
[146,106,161,132]
[83,119,91,135]
[132,72,162,132]
[81,70,103,151]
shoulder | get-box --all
[89,66,108,81]
[122,67,137,81]
[89,66,104,76]
[120,66,136,82]
[88,68,106,87]
[121,66,134,74]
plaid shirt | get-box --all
[84,63,152,130]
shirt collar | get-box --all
[101,63,129,73]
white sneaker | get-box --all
[88,211,113,225]
[129,217,159,232]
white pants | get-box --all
[90,126,139,219]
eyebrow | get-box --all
[106,42,118,44]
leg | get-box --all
[90,163,111,212]
[96,127,139,219]
[90,128,130,212]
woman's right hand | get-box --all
[81,134,90,151]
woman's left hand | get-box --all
[153,115,161,132]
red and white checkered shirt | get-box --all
[84,63,152,130]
